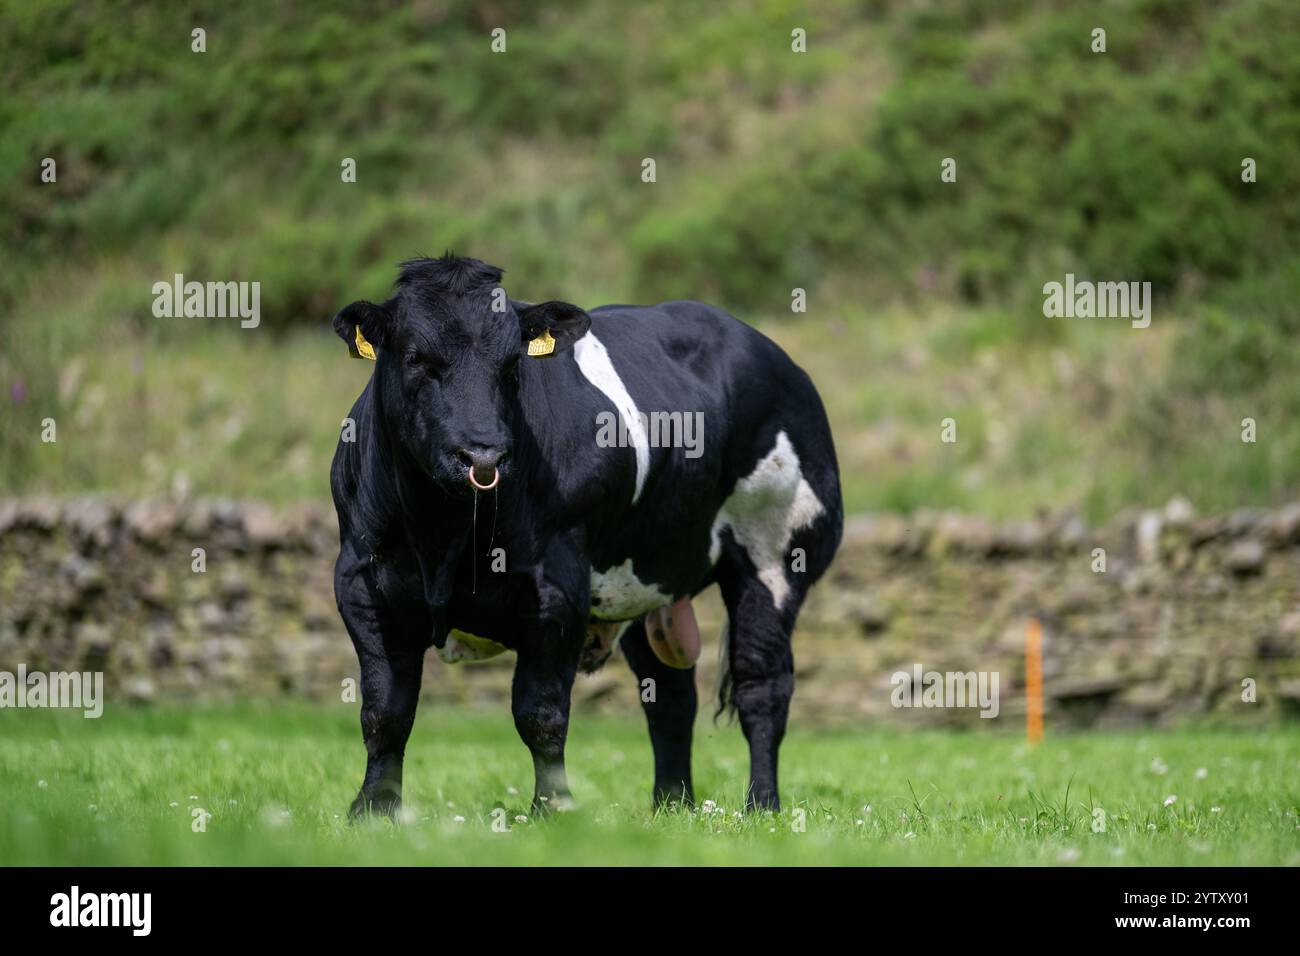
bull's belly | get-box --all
[437,558,676,667]
[437,561,700,671]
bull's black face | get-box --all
[388,292,520,490]
[331,256,590,493]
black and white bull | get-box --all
[330,255,842,816]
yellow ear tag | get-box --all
[527,328,556,357]
[353,326,377,361]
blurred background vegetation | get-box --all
[2,0,1297,519]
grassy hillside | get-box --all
[1,0,1298,517]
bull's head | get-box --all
[331,256,589,492]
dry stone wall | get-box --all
[2,497,1298,726]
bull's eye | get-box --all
[502,355,521,384]
[404,350,442,376]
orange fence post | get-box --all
[1025,617,1044,745]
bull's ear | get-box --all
[517,301,590,358]
[331,300,390,360]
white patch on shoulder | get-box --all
[709,430,825,609]
[590,558,669,621]
[437,629,509,665]
[573,331,649,504]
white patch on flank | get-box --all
[710,430,825,609]
[590,558,670,621]
[574,331,649,504]
[437,629,509,665]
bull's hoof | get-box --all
[745,791,780,813]
[653,783,695,810]
[349,788,401,821]
[532,792,578,815]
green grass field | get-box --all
[1,704,1296,865]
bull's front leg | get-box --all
[512,625,583,812]
[352,641,424,819]
[339,593,427,820]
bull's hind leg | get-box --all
[621,617,697,807]
[711,428,841,811]
[715,543,812,812]
[338,596,428,820]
